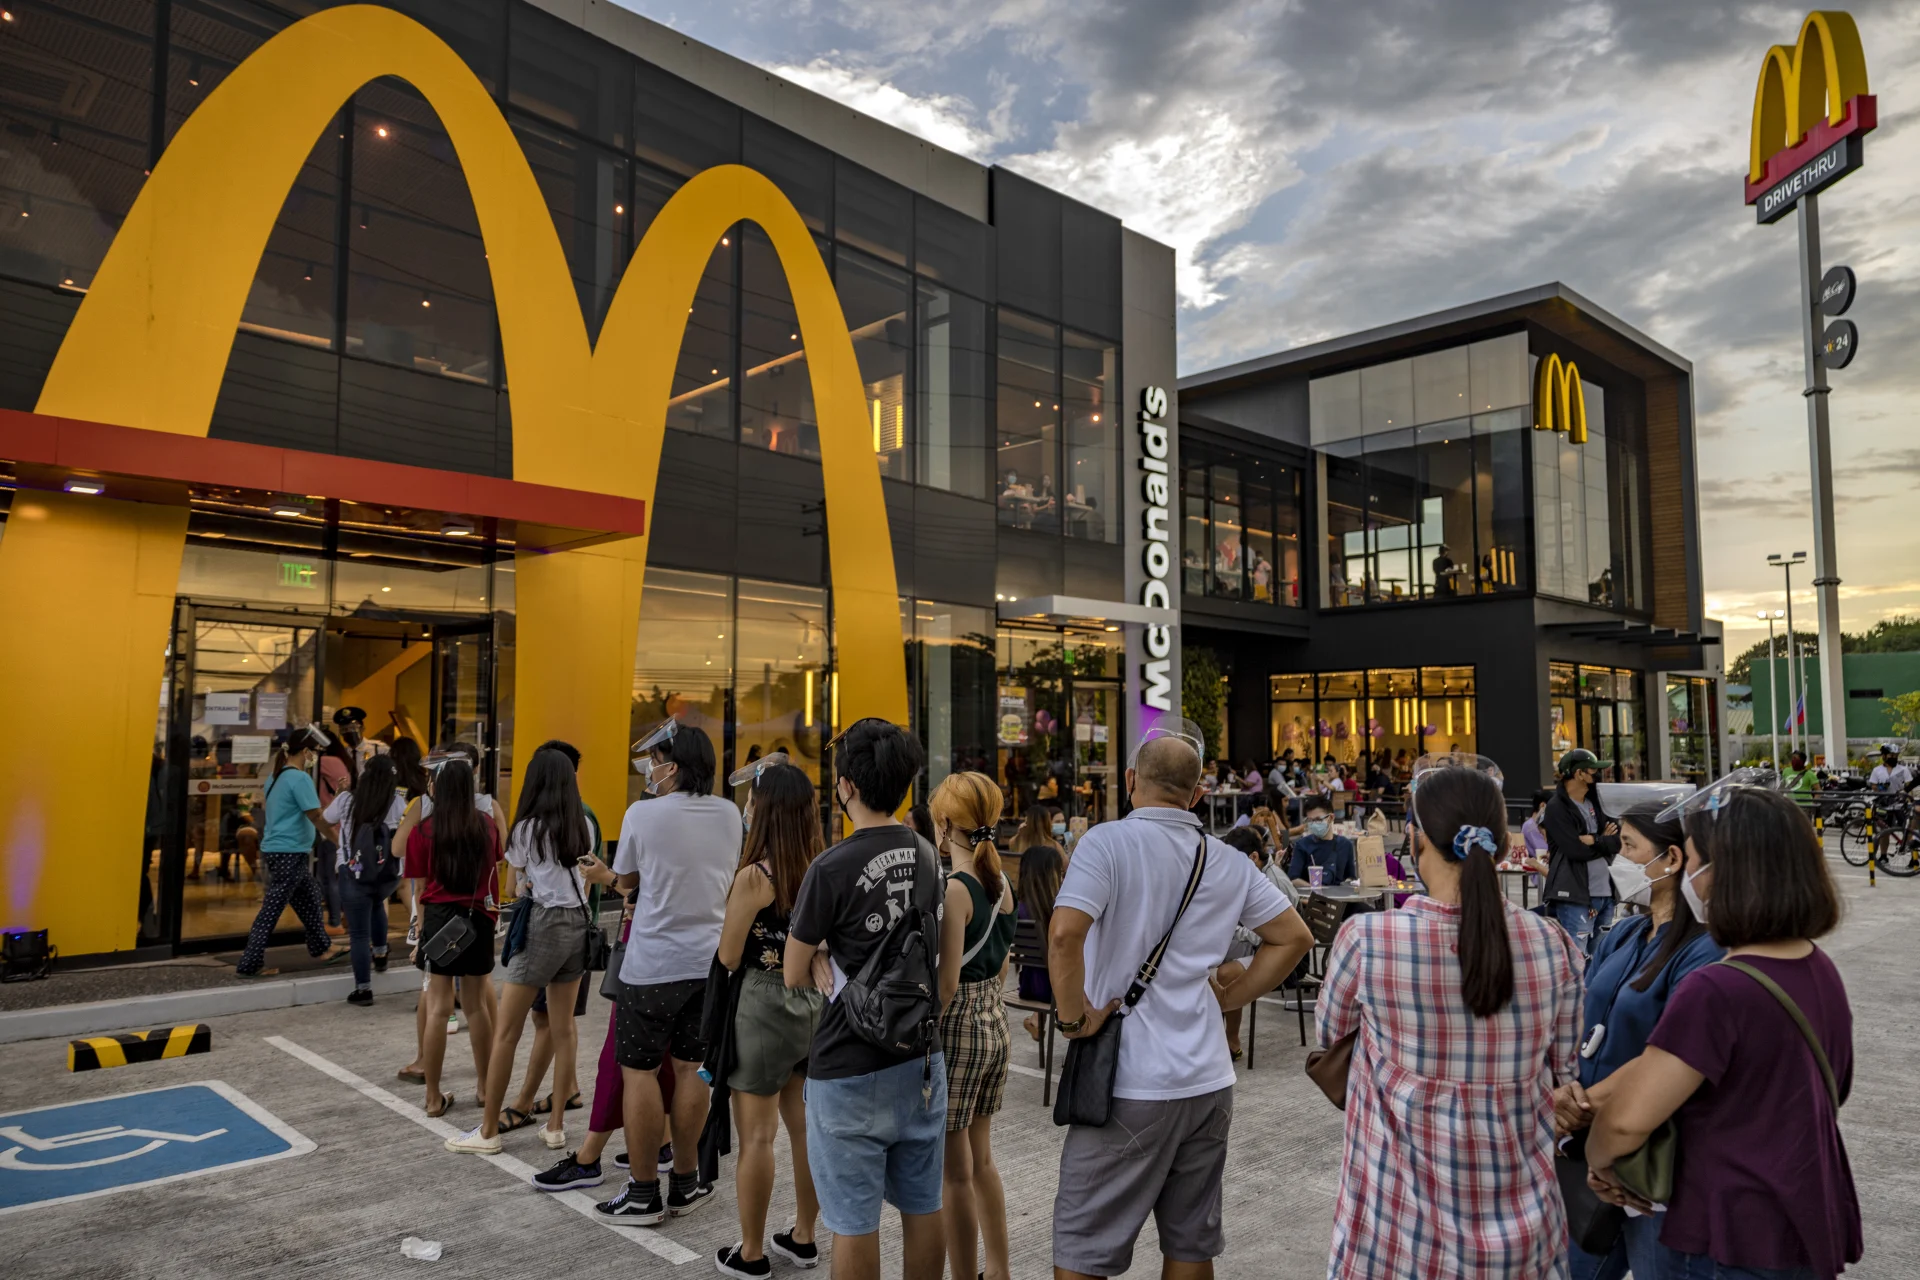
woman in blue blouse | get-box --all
[1555,801,1724,1280]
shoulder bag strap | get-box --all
[1719,959,1841,1110]
[1122,831,1210,1009]
[957,875,997,967]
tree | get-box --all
[1883,692,1920,738]
[1848,615,1920,654]
[1181,646,1226,761]
[1728,631,1818,685]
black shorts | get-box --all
[421,902,497,977]
[615,979,708,1071]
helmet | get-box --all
[1880,743,1900,760]
[1555,748,1612,779]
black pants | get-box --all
[237,852,331,974]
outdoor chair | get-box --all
[1003,915,1059,1104]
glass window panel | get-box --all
[1368,667,1419,769]
[743,116,830,235]
[1421,665,1477,756]
[741,225,824,457]
[1270,673,1316,762]
[0,0,152,291]
[1242,464,1276,604]
[915,601,996,789]
[1418,421,1474,600]
[995,311,1059,533]
[1317,671,1365,774]
[1558,432,1585,599]
[1583,381,1613,605]
[514,118,627,344]
[739,578,828,793]
[1533,423,1562,598]
[1412,346,1470,426]
[330,519,496,618]
[915,282,990,498]
[1323,446,1366,608]
[1364,430,1418,602]
[1207,462,1243,599]
[178,524,331,607]
[1360,359,1414,434]
[1273,460,1303,608]
[1063,330,1116,543]
[837,247,911,481]
[507,3,630,149]
[633,166,734,438]
[347,81,494,383]
[633,65,739,178]
[631,569,732,806]
[1473,409,1528,593]
[1182,460,1208,597]
[1469,332,1528,412]
[1309,370,1360,446]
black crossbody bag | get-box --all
[1052,832,1208,1128]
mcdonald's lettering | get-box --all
[1745,10,1876,220]
[0,5,907,957]
[1533,354,1588,445]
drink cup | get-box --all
[1309,865,1325,888]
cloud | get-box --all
[760,59,1009,158]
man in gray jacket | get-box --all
[1540,748,1619,960]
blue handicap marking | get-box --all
[0,1080,313,1214]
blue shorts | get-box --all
[804,1054,947,1235]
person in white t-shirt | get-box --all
[323,753,408,1003]
[595,722,741,1225]
[1869,745,1913,795]
[1047,726,1312,1279]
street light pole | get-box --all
[1797,194,1849,767]
[1758,609,1782,768]
[1770,551,1809,759]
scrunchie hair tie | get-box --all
[1451,825,1498,861]
[966,825,996,846]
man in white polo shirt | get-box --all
[1047,723,1313,1280]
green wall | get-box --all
[1749,651,1920,738]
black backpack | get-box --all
[838,840,942,1056]
[346,818,398,885]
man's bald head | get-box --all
[1131,735,1204,806]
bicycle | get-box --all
[1838,794,1920,875]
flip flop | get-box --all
[530,1092,583,1116]
[498,1107,535,1133]
[396,1066,426,1083]
[425,1091,455,1119]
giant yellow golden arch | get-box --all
[1749,10,1870,185]
[0,4,906,955]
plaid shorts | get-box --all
[938,975,1010,1132]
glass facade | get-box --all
[995,626,1124,824]
[1666,676,1718,785]
[1181,441,1304,606]
[1548,662,1647,781]
[1268,667,1477,769]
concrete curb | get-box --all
[0,966,427,1045]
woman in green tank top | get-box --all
[932,771,1017,1280]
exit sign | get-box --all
[278,561,318,588]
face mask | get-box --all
[1681,866,1710,923]
[1308,819,1331,839]
[1607,855,1674,908]
[645,763,676,797]
[1051,821,1066,837]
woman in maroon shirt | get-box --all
[1587,784,1860,1280]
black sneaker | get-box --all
[769,1232,818,1269]
[373,949,389,973]
[531,1153,603,1193]
[595,1179,665,1225]
[658,1143,673,1173]
[716,1246,771,1278]
[613,1149,630,1171]
[346,988,373,1007]
[668,1171,714,1217]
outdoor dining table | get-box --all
[1497,866,1539,909]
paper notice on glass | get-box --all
[1075,721,1093,742]
[1092,724,1108,744]
[230,735,271,764]
[204,691,251,726]
[255,692,288,730]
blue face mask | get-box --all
[1308,818,1331,839]
[1051,822,1066,837]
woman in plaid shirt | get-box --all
[1318,759,1585,1279]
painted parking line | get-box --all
[264,1036,698,1265]
[0,1080,312,1215]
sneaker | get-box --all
[668,1172,714,1217]
[444,1125,503,1155]
[531,1153,603,1193]
[613,1149,630,1171]
[373,949,389,973]
[769,1232,818,1269]
[658,1143,674,1173]
[716,1246,772,1278]
[447,1014,462,1035]
[595,1179,665,1226]
[540,1125,567,1150]
[346,988,373,1007]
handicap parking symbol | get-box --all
[0,1081,313,1213]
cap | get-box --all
[727,751,789,788]
[1556,748,1613,778]
[332,705,368,727]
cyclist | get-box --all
[1868,744,1913,795]
[1781,749,1818,799]
[1867,745,1917,867]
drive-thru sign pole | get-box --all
[1796,194,1849,769]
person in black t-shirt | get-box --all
[785,719,951,1280]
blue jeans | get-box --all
[804,1054,947,1236]
[336,869,392,989]
[1658,1244,1815,1279]
[1569,1211,1664,1280]
[1552,896,1615,959]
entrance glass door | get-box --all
[1070,682,1121,824]
[433,622,494,785]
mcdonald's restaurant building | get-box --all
[0,0,1177,961]
[1175,285,1727,796]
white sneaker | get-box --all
[541,1125,567,1150]
[444,1125,502,1155]
[447,1014,462,1034]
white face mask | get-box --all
[1308,818,1332,839]
[645,762,676,797]
[1607,855,1675,908]
[1681,866,1710,923]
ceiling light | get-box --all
[381,586,392,592]
[375,125,389,138]
[721,236,730,246]
[614,203,624,215]
[420,293,431,308]
[1103,625,1120,632]
[62,478,104,495]
[442,520,474,537]
[270,503,307,518]
[1,11,13,22]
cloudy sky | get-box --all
[623,0,1919,660]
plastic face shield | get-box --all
[727,751,789,789]
[1128,717,1208,770]
[631,718,679,777]
[1655,766,1783,826]
[1408,752,1504,797]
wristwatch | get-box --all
[1056,1011,1089,1035]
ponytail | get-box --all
[1412,767,1514,1018]
[930,771,1007,901]
[973,829,1004,903]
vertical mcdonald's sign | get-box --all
[0,5,907,956]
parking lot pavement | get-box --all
[4,855,1916,1278]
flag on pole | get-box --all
[1783,692,1807,733]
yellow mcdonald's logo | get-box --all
[1533,354,1587,445]
[0,5,906,955]
[1749,11,1871,186]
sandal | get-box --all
[498,1107,535,1133]
[397,1065,426,1084]
[1023,1014,1043,1043]
[530,1092,583,1116]
[425,1091,455,1119]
